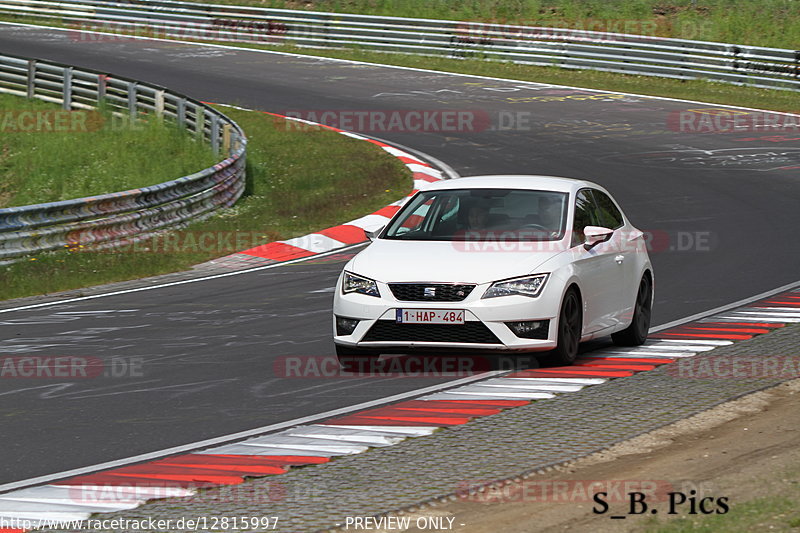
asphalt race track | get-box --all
[1,24,798,485]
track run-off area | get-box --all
[0,21,799,522]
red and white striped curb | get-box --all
[1,290,797,531]
[202,109,445,268]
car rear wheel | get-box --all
[612,274,652,346]
[547,288,582,366]
[335,344,380,370]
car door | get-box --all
[592,189,639,321]
[569,189,625,333]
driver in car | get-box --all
[467,204,490,230]
[538,196,562,232]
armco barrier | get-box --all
[0,51,247,259]
[0,0,798,91]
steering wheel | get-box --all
[519,223,549,231]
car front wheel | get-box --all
[547,288,582,366]
[612,274,652,346]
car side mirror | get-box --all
[583,226,614,249]
[365,225,385,242]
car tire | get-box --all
[547,288,582,366]
[335,344,380,371]
[612,274,652,347]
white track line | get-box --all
[0,369,503,493]
[0,242,364,315]
[650,279,800,332]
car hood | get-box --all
[349,238,568,284]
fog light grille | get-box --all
[506,320,550,339]
[336,316,360,336]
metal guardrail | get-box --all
[0,0,798,91]
[0,51,247,259]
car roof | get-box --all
[422,175,602,194]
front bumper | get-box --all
[333,279,561,353]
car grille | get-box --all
[362,321,501,344]
[388,283,476,302]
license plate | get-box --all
[396,309,465,325]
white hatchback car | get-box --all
[333,175,653,366]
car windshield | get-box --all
[383,188,568,241]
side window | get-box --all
[436,195,460,225]
[572,189,599,246]
[592,190,624,229]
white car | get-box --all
[332,175,653,366]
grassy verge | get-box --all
[0,103,410,301]
[0,93,217,208]
[179,0,800,49]
[645,497,800,532]
[642,473,800,532]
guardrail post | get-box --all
[196,105,205,140]
[222,123,232,156]
[155,89,165,121]
[26,60,36,98]
[97,74,107,104]
[230,131,238,154]
[177,98,186,128]
[127,82,137,120]
[211,114,220,156]
[795,51,800,78]
[62,67,73,110]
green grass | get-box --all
[0,103,410,301]
[0,94,217,208]
[639,455,800,532]
[180,0,800,49]
[642,495,800,532]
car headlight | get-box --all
[482,274,549,299]
[342,271,380,297]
